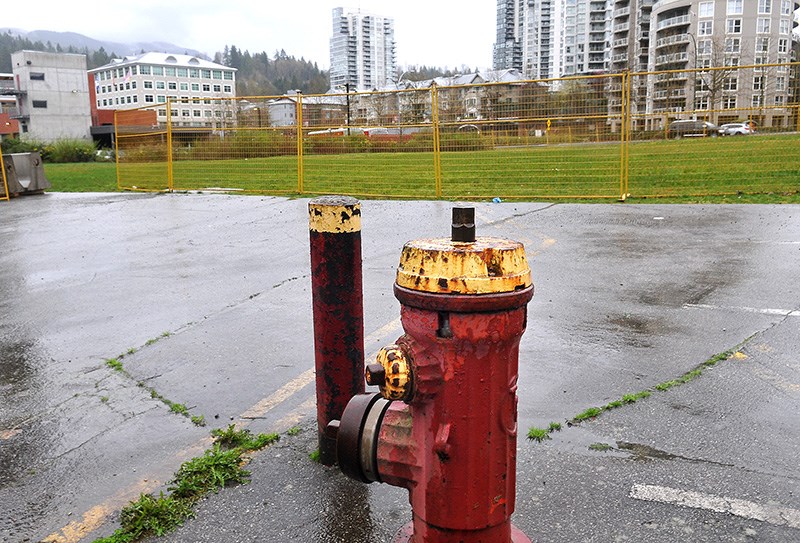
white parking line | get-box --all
[685,304,800,317]
[630,484,800,529]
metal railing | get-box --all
[113,63,800,201]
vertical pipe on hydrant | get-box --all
[331,206,534,542]
[309,196,366,465]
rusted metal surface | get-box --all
[395,237,531,295]
[309,196,365,466]
[375,292,532,542]
[333,207,533,541]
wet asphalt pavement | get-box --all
[0,194,798,542]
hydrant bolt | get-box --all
[365,363,386,386]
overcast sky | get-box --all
[4,1,497,70]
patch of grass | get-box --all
[589,443,613,452]
[527,426,552,443]
[100,396,109,403]
[93,426,278,543]
[211,424,279,450]
[703,349,733,367]
[574,407,603,422]
[548,422,562,432]
[286,426,302,436]
[622,391,651,403]
[655,379,681,391]
[309,449,321,463]
[127,347,137,356]
[190,415,206,427]
[106,358,124,372]
[604,399,624,410]
[167,401,189,416]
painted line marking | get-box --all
[685,304,799,317]
[630,484,800,529]
[42,316,403,543]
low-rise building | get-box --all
[89,53,237,128]
[6,51,92,141]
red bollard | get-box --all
[331,207,534,542]
[309,196,366,466]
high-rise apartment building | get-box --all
[330,7,397,91]
[647,0,799,125]
[495,0,565,79]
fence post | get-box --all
[0,153,8,201]
[166,99,174,192]
[113,109,121,191]
[431,84,442,198]
[296,93,304,194]
[619,72,628,201]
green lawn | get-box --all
[39,134,800,202]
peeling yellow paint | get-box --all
[308,197,361,233]
[732,351,749,360]
[396,237,531,294]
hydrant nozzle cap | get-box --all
[396,237,531,295]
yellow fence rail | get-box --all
[115,63,800,200]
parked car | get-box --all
[668,120,719,139]
[718,122,754,136]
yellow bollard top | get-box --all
[396,237,531,295]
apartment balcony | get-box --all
[654,71,688,82]
[0,84,25,96]
[613,38,628,49]
[614,6,631,17]
[612,53,629,63]
[657,14,690,31]
[614,22,630,33]
[655,51,689,66]
[8,107,28,120]
[656,33,690,49]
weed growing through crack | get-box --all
[574,407,603,422]
[190,415,206,427]
[286,426,302,436]
[527,427,551,442]
[93,427,278,543]
[309,449,321,463]
[589,443,613,452]
[548,422,562,432]
[106,358,124,372]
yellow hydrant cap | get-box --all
[396,237,531,295]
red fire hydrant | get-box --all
[329,208,533,542]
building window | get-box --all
[723,77,738,91]
[168,82,177,90]
[223,85,232,93]
[757,18,770,33]
[177,68,188,77]
[774,95,785,105]
[181,110,190,117]
[153,66,164,76]
[191,83,200,91]
[157,95,166,103]
[781,0,792,15]
[726,19,741,34]
[776,76,786,90]
[752,95,762,107]
[725,38,741,53]
[190,69,200,78]
[212,70,222,80]
[695,96,709,110]
[758,0,771,13]
[756,37,770,53]
[157,109,166,117]
[145,95,154,103]
[698,20,713,36]
[180,82,189,91]
[132,96,138,103]
[778,38,788,53]
[156,81,165,90]
[144,81,153,89]
[165,67,176,76]
[203,84,210,92]
[140,65,151,75]
[779,19,790,34]
[131,81,137,89]
[722,96,736,109]
[726,0,743,15]
[202,69,211,78]
[213,84,221,92]
[32,100,47,108]
[193,110,201,117]
[698,39,712,55]
[130,66,137,75]
[699,2,714,17]
[753,76,764,91]
[223,72,233,81]
[30,72,45,81]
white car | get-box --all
[718,123,753,136]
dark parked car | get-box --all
[668,120,719,139]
